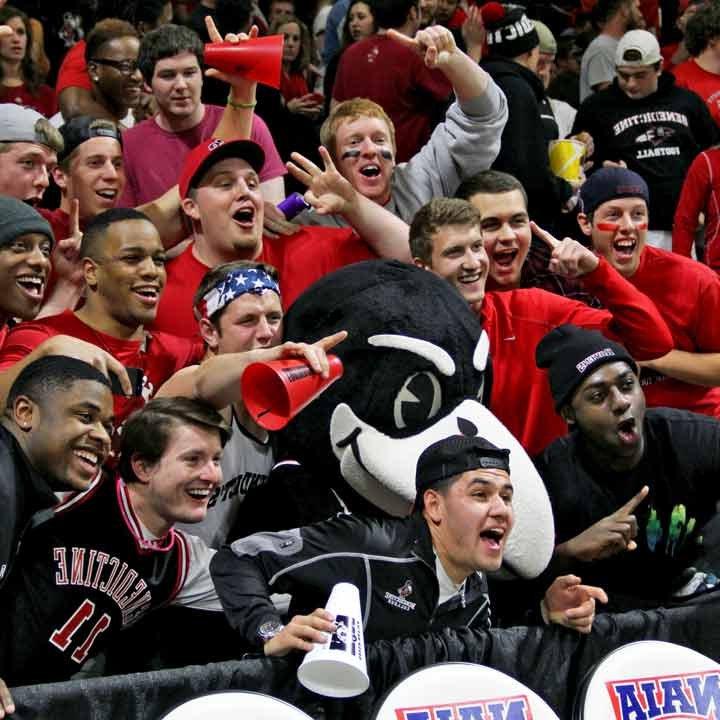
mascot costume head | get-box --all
[281,260,553,579]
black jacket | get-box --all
[211,512,491,647]
[0,423,56,593]
[481,56,573,226]
[573,73,718,230]
[535,407,720,611]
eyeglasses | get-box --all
[90,58,140,76]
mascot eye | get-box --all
[393,372,442,430]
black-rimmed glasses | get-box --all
[90,58,140,75]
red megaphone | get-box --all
[242,355,344,431]
[204,35,284,89]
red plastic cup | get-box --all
[204,35,284,89]
[242,355,344,431]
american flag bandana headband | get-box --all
[194,268,280,320]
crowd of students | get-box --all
[1,0,720,715]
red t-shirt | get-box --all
[479,258,674,457]
[674,147,720,274]
[630,245,720,416]
[56,41,91,94]
[0,83,57,118]
[672,59,720,126]
[152,227,377,338]
[332,35,452,162]
[118,105,287,207]
[0,310,204,423]
[280,71,309,102]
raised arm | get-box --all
[530,222,674,360]
[289,148,411,261]
[387,24,490,103]
[139,17,262,249]
[156,331,347,409]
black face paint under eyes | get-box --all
[340,148,394,161]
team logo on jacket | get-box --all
[384,579,416,611]
[394,694,532,719]
[606,669,720,720]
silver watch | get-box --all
[257,620,285,643]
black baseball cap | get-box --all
[58,116,123,163]
[415,435,510,499]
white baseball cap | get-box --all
[615,29,662,67]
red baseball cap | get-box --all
[179,137,266,200]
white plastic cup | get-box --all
[297,582,369,698]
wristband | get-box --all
[227,95,258,110]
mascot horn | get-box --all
[279,260,553,580]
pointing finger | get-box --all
[555,574,582,589]
[316,330,348,351]
[615,485,649,517]
[386,28,417,49]
[578,585,609,604]
[530,221,559,249]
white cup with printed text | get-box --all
[297,582,369,698]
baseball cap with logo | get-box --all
[615,29,662,67]
[415,434,511,500]
[179,138,266,200]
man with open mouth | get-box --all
[573,29,717,251]
[456,170,601,307]
[578,167,720,418]
[0,397,233,687]
[0,355,114,714]
[157,259,344,549]
[211,434,606,657]
[297,22,507,228]
[0,197,54,343]
[153,136,410,339]
[409,197,673,457]
[0,208,205,425]
[536,324,720,611]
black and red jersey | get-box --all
[0,474,218,686]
